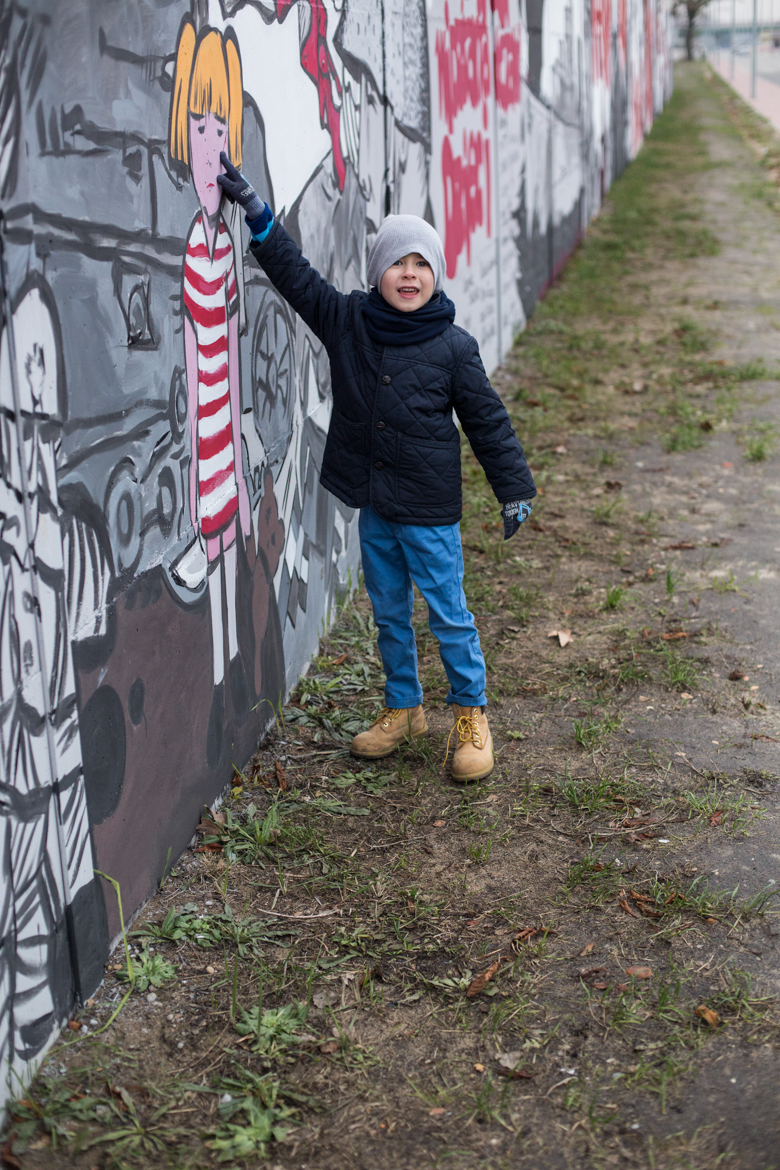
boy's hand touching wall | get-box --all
[501,499,532,540]
[217,153,265,222]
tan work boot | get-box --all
[448,704,494,782]
[351,705,428,758]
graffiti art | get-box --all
[0,0,671,1105]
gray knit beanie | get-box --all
[367,214,446,292]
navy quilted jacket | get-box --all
[249,221,536,526]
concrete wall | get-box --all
[0,0,671,1102]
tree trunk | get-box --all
[686,11,696,60]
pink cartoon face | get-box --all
[189,111,227,219]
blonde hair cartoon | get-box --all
[169,17,243,170]
[168,14,252,764]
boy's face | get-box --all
[380,253,435,312]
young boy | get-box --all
[218,155,535,782]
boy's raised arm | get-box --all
[218,153,350,348]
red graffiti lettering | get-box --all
[631,77,644,155]
[436,9,491,134]
[644,0,654,130]
[618,0,627,68]
[494,30,520,109]
[277,0,346,191]
[441,132,490,279]
[592,0,610,85]
[491,0,510,29]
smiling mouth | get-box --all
[398,286,419,295]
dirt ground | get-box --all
[5,64,780,1170]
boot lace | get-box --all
[444,709,481,763]
[374,707,402,729]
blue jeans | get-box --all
[359,505,487,709]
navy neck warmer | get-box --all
[361,288,456,346]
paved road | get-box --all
[614,68,780,1163]
[710,45,780,129]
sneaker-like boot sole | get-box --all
[450,757,494,783]
[351,729,429,759]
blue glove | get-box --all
[501,499,533,540]
[217,152,265,223]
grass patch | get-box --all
[662,646,701,691]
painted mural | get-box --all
[0,0,671,1104]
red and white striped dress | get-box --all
[183,213,239,546]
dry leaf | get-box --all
[67,1020,82,1032]
[629,889,653,903]
[473,1062,485,1072]
[275,761,288,791]
[510,927,538,948]
[625,966,653,980]
[312,988,339,1009]
[593,982,609,990]
[637,905,663,919]
[552,445,568,455]
[496,1053,533,1078]
[0,1142,23,1170]
[196,818,219,835]
[330,652,349,666]
[580,942,595,956]
[578,966,607,978]
[433,820,446,827]
[695,1004,719,1027]
[547,628,572,647]
[659,630,689,641]
[106,1084,132,1111]
[666,541,696,550]
[429,1107,446,1117]
[728,670,748,681]
[618,897,639,919]
[466,958,502,997]
[709,810,724,826]
[318,1039,339,1054]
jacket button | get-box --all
[381,375,391,385]
[376,420,386,430]
[374,460,384,470]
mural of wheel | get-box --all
[251,282,296,466]
[169,364,188,442]
[156,464,177,539]
[104,459,143,578]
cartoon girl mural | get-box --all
[169,16,253,762]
